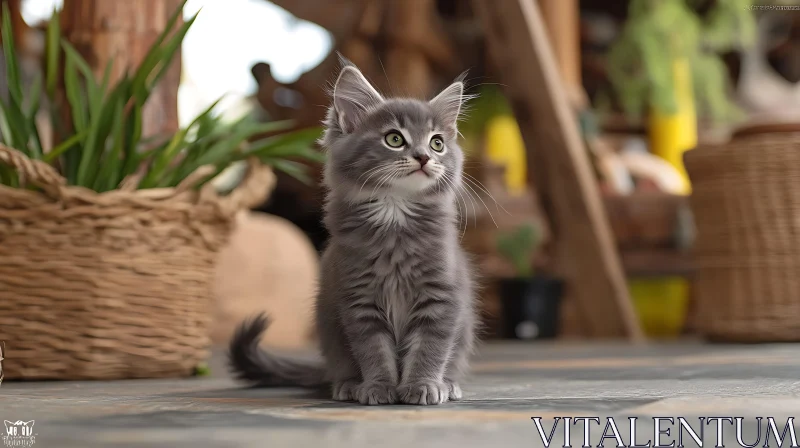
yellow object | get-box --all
[628,277,690,338]
[648,58,696,195]
[485,115,527,195]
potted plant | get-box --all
[606,0,756,194]
[495,224,563,340]
[0,2,323,380]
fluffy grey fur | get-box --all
[229,60,478,406]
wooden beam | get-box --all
[385,0,436,97]
[537,0,581,91]
[537,0,583,108]
[472,0,643,340]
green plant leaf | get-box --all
[131,0,189,97]
[1,3,23,107]
[61,41,97,85]
[246,127,323,159]
[121,96,145,178]
[131,5,196,105]
[192,129,250,168]
[139,126,190,188]
[264,159,313,184]
[24,72,44,159]
[0,99,31,154]
[143,14,198,95]
[77,80,126,187]
[0,6,36,158]
[605,0,754,123]
[62,41,103,116]
[95,96,126,191]
[0,100,13,147]
[495,224,539,277]
[99,58,114,99]
[152,98,229,185]
[45,7,60,97]
[63,52,88,135]
[43,130,87,163]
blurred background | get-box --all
[2,0,800,382]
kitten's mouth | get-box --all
[409,168,430,177]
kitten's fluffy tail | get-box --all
[228,313,327,388]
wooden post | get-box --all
[61,0,182,138]
[473,0,643,340]
[340,0,384,85]
[385,0,436,97]
[537,0,582,106]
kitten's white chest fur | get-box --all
[361,194,420,338]
[361,194,418,227]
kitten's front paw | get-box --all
[445,380,463,401]
[354,381,397,405]
[397,381,449,405]
[332,379,359,402]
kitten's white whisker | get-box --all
[356,162,394,182]
[441,171,475,237]
[370,169,400,198]
[460,176,499,229]
[444,173,478,238]
[461,173,512,216]
[445,172,481,230]
[378,58,395,97]
[439,174,469,240]
[358,164,396,196]
[436,175,460,228]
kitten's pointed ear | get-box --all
[332,64,384,133]
[430,77,466,132]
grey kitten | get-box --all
[228,60,478,406]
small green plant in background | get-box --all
[193,363,211,377]
[0,0,324,192]
[606,0,756,124]
[496,223,540,278]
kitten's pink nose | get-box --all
[414,155,430,166]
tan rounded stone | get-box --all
[213,211,318,351]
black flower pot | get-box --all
[499,276,564,340]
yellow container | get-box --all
[648,58,697,195]
[485,115,527,195]
[629,277,689,338]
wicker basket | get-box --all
[0,145,275,380]
[684,131,800,342]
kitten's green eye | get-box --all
[384,132,405,148]
[430,136,445,152]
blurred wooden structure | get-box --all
[538,0,584,108]
[256,0,461,128]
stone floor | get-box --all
[2,341,799,448]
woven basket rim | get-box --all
[0,144,276,213]
[690,131,800,152]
